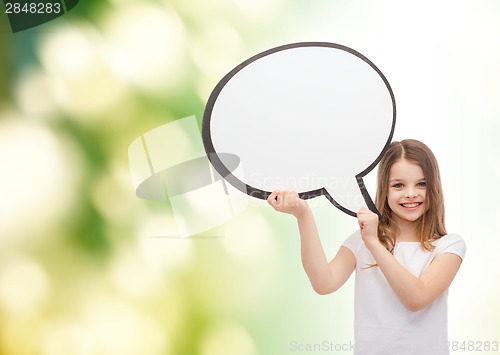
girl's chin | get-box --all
[393,209,424,223]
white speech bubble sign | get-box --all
[202,42,396,217]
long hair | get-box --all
[375,139,447,253]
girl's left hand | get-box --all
[357,207,379,247]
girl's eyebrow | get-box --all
[389,178,426,182]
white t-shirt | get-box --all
[342,231,466,355]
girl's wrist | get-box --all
[294,203,311,220]
[364,236,382,251]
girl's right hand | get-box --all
[267,190,309,219]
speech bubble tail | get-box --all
[323,177,380,218]
[356,176,381,219]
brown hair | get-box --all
[375,139,447,253]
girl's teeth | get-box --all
[403,203,419,208]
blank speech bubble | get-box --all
[202,42,396,217]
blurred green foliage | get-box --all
[1,1,499,354]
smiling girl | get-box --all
[268,139,465,355]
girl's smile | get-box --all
[400,202,423,210]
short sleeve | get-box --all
[434,233,466,260]
[341,230,363,256]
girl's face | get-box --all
[387,158,427,224]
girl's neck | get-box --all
[394,218,419,242]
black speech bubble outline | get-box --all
[202,42,396,218]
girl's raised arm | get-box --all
[268,191,355,295]
[357,207,463,311]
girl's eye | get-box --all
[417,181,427,187]
[393,183,404,188]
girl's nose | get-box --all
[405,188,417,198]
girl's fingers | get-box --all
[357,207,379,240]
[357,208,366,227]
[267,191,278,205]
[268,190,285,209]
[269,190,283,203]
[268,190,299,213]
[276,193,282,206]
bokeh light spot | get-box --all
[200,320,258,355]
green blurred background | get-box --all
[0,1,499,354]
